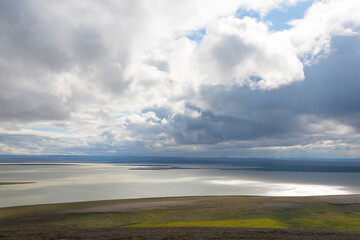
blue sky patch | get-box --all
[235,8,260,20]
[185,28,206,42]
[264,1,313,31]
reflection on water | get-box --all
[207,180,349,196]
[1,163,360,207]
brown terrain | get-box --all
[1,227,360,240]
[67,200,200,213]
[1,195,360,239]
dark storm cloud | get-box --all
[158,36,360,145]
[168,105,292,144]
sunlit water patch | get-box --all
[207,180,349,196]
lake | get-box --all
[1,162,360,208]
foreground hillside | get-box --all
[1,195,360,239]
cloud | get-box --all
[0,0,359,157]
[177,36,360,156]
[195,16,304,89]
[287,0,360,64]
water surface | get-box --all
[1,162,360,207]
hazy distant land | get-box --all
[1,195,360,239]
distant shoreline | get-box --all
[0,182,35,185]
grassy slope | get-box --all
[1,196,360,231]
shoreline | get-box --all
[1,194,360,209]
[0,181,35,185]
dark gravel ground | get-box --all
[1,227,360,240]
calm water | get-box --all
[1,163,360,208]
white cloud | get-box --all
[194,16,304,89]
[0,142,29,154]
[287,0,360,64]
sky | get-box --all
[0,0,360,158]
